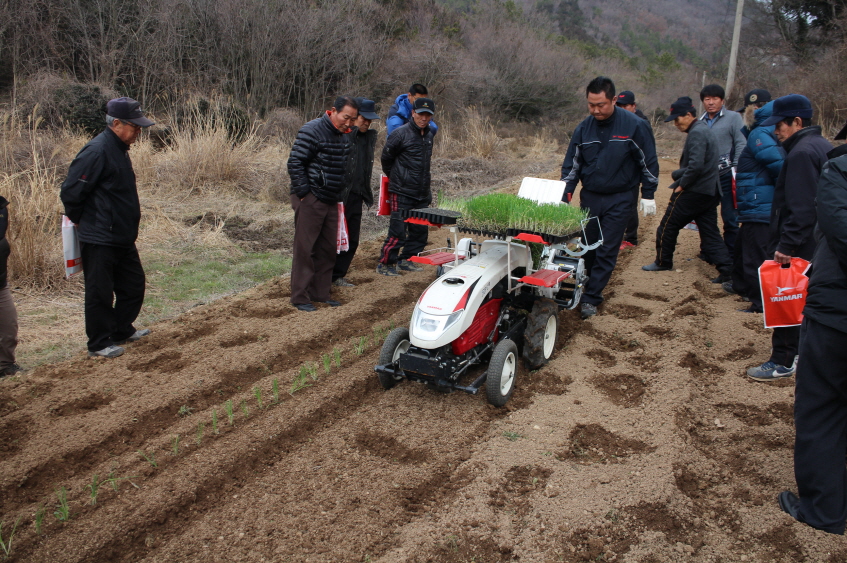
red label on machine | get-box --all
[452,298,502,356]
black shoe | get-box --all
[642,262,672,272]
[778,491,801,521]
[711,273,731,284]
[0,363,25,377]
[737,306,758,313]
[697,252,714,264]
[580,303,597,319]
[294,303,317,312]
[321,300,341,307]
[721,281,737,295]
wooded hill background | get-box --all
[0,0,845,133]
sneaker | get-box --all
[88,345,125,358]
[642,262,672,272]
[398,259,423,272]
[747,361,795,381]
[333,278,355,287]
[0,363,25,377]
[294,303,317,312]
[722,281,737,295]
[319,300,341,307]
[114,329,151,345]
[684,222,699,231]
[376,263,401,276]
[619,241,636,250]
[580,302,597,320]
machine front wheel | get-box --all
[486,339,518,407]
[523,298,559,369]
[377,327,411,389]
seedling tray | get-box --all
[400,208,461,225]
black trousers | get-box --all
[379,192,429,265]
[290,193,337,305]
[701,173,739,260]
[731,222,770,312]
[623,190,640,245]
[580,189,633,306]
[770,325,800,367]
[794,317,847,534]
[655,190,731,274]
[80,242,145,352]
[333,191,363,281]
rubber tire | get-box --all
[523,298,558,369]
[377,327,411,389]
[486,339,518,407]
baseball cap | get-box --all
[743,89,771,107]
[834,119,847,141]
[106,97,154,127]
[616,91,636,106]
[663,96,697,122]
[760,94,813,127]
[413,98,435,114]
[355,98,380,120]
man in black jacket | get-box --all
[747,95,832,381]
[0,195,22,376]
[333,98,378,288]
[377,97,436,276]
[616,90,654,248]
[60,97,154,358]
[778,146,847,534]
[287,96,359,312]
[561,77,659,319]
[643,97,733,280]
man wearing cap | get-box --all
[561,76,659,319]
[740,89,772,136]
[698,84,746,260]
[748,94,833,381]
[333,98,379,288]
[642,96,733,281]
[386,84,438,137]
[377,97,436,276]
[288,96,359,312]
[60,97,154,358]
[616,90,654,249]
[729,92,784,312]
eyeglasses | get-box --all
[120,120,142,130]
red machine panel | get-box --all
[451,298,502,355]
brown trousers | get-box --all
[0,284,18,370]
[290,193,338,305]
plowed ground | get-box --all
[2,163,847,562]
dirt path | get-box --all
[2,162,847,562]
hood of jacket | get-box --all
[751,101,774,132]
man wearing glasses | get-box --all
[61,97,154,358]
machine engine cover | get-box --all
[451,298,501,355]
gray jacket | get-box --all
[670,120,720,196]
[699,107,746,173]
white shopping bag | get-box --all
[336,203,349,254]
[62,215,83,278]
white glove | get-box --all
[640,199,656,216]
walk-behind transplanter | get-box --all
[375,178,603,406]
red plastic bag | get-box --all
[758,258,810,328]
[378,174,390,216]
[336,203,349,254]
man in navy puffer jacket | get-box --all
[730,99,785,312]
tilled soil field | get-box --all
[3,167,847,562]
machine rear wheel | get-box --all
[486,339,518,407]
[523,298,558,369]
[377,327,410,389]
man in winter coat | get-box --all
[561,76,659,319]
[377,97,436,276]
[747,94,832,381]
[0,195,22,376]
[729,97,785,312]
[698,84,746,259]
[287,96,359,312]
[60,97,154,358]
[386,84,438,137]
[616,90,655,249]
[642,96,733,281]
[778,139,847,534]
[333,98,378,288]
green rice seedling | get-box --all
[306,362,318,381]
[389,319,395,331]
[290,370,310,394]
[195,423,205,445]
[321,353,332,374]
[138,449,158,467]
[105,471,137,492]
[177,405,193,418]
[34,505,45,535]
[240,399,249,418]
[225,399,234,425]
[442,193,588,237]
[353,336,367,356]
[171,434,180,455]
[333,347,341,368]
[254,386,263,408]
[272,378,280,403]
[86,474,102,505]
[53,487,70,522]
[212,409,219,434]
[0,517,21,560]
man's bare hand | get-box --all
[774,251,792,264]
